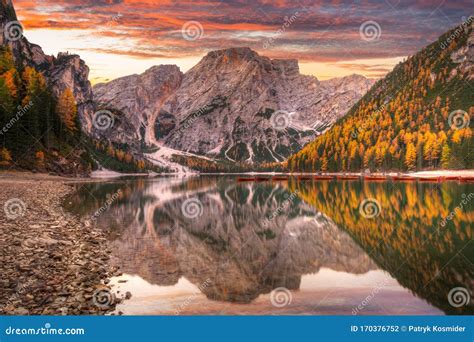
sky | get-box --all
[12,0,473,84]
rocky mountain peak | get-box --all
[93,46,375,166]
[93,64,184,148]
[199,47,300,77]
[0,0,94,130]
[205,47,259,61]
[189,47,268,78]
[157,48,374,163]
[0,0,15,22]
[143,64,181,76]
[320,73,376,93]
[1,0,26,58]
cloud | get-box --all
[12,0,471,78]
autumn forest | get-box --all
[287,23,473,173]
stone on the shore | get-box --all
[0,179,120,316]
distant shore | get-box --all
[91,169,474,179]
[1,169,474,181]
[403,170,474,178]
[200,170,474,179]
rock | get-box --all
[93,47,375,166]
[13,307,29,315]
[93,65,183,151]
[0,179,116,315]
[162,48,375,163]
[125,291,132,300]
[37,237,59,245]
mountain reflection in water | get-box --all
[65,177,473,315]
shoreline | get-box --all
[203,169,474,176]
[0,176,121,315]
[2,169,474,181]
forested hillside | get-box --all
[287,20,473,172]
[0,47,161,174]
[0,47,91,174]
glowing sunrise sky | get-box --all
[12,0,473,84]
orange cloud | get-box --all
[12,0,472,80]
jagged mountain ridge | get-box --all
[2,0,374,171]
[0,0,99,175]
[1,0,166,174]
[93,47,374,165]
[0,0,94,131]
[93,65,183,149]
[287,19,474,172]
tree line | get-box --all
[286,24,473,172]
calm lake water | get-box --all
[64,177,473,315]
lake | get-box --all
[64,177,473,315]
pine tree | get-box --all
[0,47,15,74]
[56,89,78,133]
[0,147,12,166]
[3,69,18,98]
[22,67,46,141]
[320,156,328,171]
[440,143,451,169]
[405,143,417,171]
[35,150,45,169]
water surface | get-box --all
[65,177,473,315]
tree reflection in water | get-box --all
[65,177,473,315]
